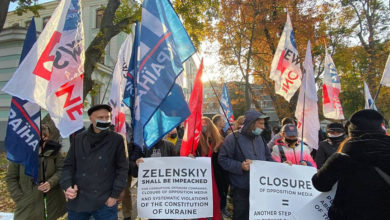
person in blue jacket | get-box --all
[218,109,274,220]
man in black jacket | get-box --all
[60,104,129,220]
[315,122,345,168]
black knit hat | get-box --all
[348,109,385,137]
[326,122,345,133]
[87,104,112,116]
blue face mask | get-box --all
[252,127,263,136]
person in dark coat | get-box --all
[218,110,274,220]
[60,104,129,220]
[315,122,346,168]
[5,125,66,220]
[312,109,390,220]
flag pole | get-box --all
[208,80,246,160]
[299,72,306,163]
[39,108,49,220]
[371,83,382,109]
[101,76,113,104]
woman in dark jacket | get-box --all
[5,125,66,220]
[312,110,390,220]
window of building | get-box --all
[42,16,51,30]
[96,8,104,28]
[25,20,31,28]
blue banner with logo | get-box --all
[133,0,195,148]
[5,18,41,183]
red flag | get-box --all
[180,59,203,156]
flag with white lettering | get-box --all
[363,81,377,110]
[322,50,344,120]
[219,83,234,132]
[180,60,203,156]
[123,21,139,113]
[133,0,195,148]
[5,18,41,183]
[269,12,302,102]
[380,54,390,87]
[295,41,320,150]
[108,34,133,135]
[2,0,84,137]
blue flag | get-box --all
[219,83,234,132]
[123,21,140,112]
[133,0,195,148]
[5,18,41,183]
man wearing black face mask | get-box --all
[315,122,346,169]
[60,104,129,220]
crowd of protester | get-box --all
[5,104,390,220]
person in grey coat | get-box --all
[60,104,129,220]
[218,110,274,220]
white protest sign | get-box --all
[294,183,337,220]
[249,161,336,220]
[137,157,213,219]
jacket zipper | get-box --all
[252,139,257,157]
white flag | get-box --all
[363,81,377,110]
[380,54,390,87]
[322,50,344,120]
[270,12,302,102]
[108,34,133,135]
[2,0,85,137]
[295,41,320,150]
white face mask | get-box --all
[328,133,344,138]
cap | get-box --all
[87,104,112,116]
[282,124,298,137]
[258,113,270,120]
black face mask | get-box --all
[95,120,111,130]
[169,133,177,139]
[329,135,344,143]
[285,138,298,145]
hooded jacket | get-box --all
[218,110,273,190]
[312,133,390,220]
[6,140,66,220]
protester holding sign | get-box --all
[6,125,66,220]
[312,109,390,220]
[192,117,224,219]
[267,117,296,149]
[60,104,129,220]
[218,110,273,220]
[315,122,346,168]
[271,124,317,167]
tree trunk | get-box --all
[0,0,11,33]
